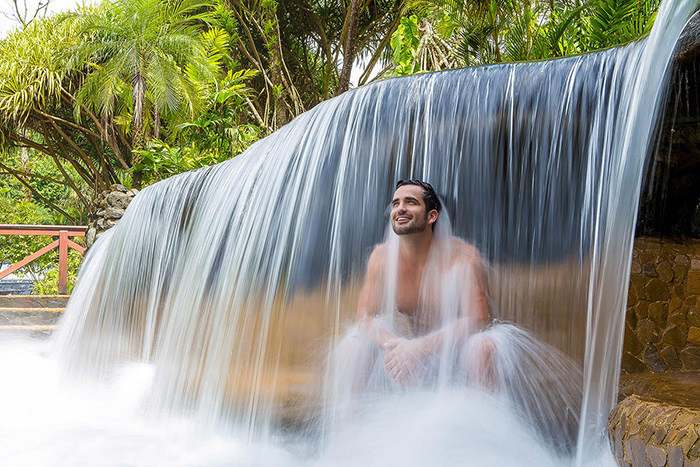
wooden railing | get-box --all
[0,224,87,294]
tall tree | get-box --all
[69,0,217,187]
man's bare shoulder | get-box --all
[449,238,484,265]
[366,243,388,271]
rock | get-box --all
[676,255,691,267]
[649,302,669,328]
[662,325,687,347]
[637,302,650,320]
[668,312,687,327]
[646,279,671,301]
[644,263,659,277]
[669,297,683,312]
[644,345,669,373]
[660,346,683,370]
[103,208,125,220]
[624,323,645,355]
[667,446,684,467]
[110,184,128,193]
[638,319,660,344]
[674,284,687,299]
[661,325,685,348]
[622,353,647,373]
[680,347,700,370]
[628,307,638,328]
[646,445,667,467]
[106,191,130,209]
[632,261,642,274]
[630,439,648,466]
[688,327,700,345]
[657,261,675,282]
[673,263,689,281]
[688,271,700,294]
[85,226,96,249]
[632,276,648,300]
[689,312,700,327]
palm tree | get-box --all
[70,0,217,187]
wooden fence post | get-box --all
[58,230,69,294]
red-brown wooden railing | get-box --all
[0,224,87,294]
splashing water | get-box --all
[0,1,697,465]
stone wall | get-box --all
[609,394,700,467]
[624,237,700,373]
[85,184,138,248]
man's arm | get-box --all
[395,250,492,358]
[356,245,399,348]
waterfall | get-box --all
[2,0,690,464]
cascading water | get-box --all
[0,1,697,465]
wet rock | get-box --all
[647,279,671,301]
[689,312,700,328]
[688,327,700,345]
[658,261,675,283]
[670,297,683,312]
[625,323,645,355]
[632,275,648,300]
[646,445,667,467]
[662,326,687,348]
[680,347,700,370]
[622,353,648,373]
[649,303,669,328]
[644,345,669,373]
[668,446,684,467]
[638,319,661,344]
[637,302,650,320]
[668,312,688,328]
[674,263,689,281]
[688,271,700,294]
[632,261,643,274]
[644,263,659,277]
[660,346,682,371]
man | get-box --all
[336,179,494,389]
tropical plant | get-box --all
[389,0,663,75]
[68,0,221,187]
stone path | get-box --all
[0,295,66,334]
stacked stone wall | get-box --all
[85,184,138,248]
[624,237,700,374]
[609,395,700,467]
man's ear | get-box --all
[428,210,438,226]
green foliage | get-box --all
[392,0,665,74]
[392,15,422,76]
[32,249,82,294]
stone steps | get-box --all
[0,295,66,334]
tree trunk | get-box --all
[131,73,146,188]
[337,0,361,95]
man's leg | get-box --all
[459,331,497,390]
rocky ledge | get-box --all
[609,372,700,466]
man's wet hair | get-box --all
[396,179,442,214]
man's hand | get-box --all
[382,338,428,386]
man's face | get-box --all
[390,185,435,235]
